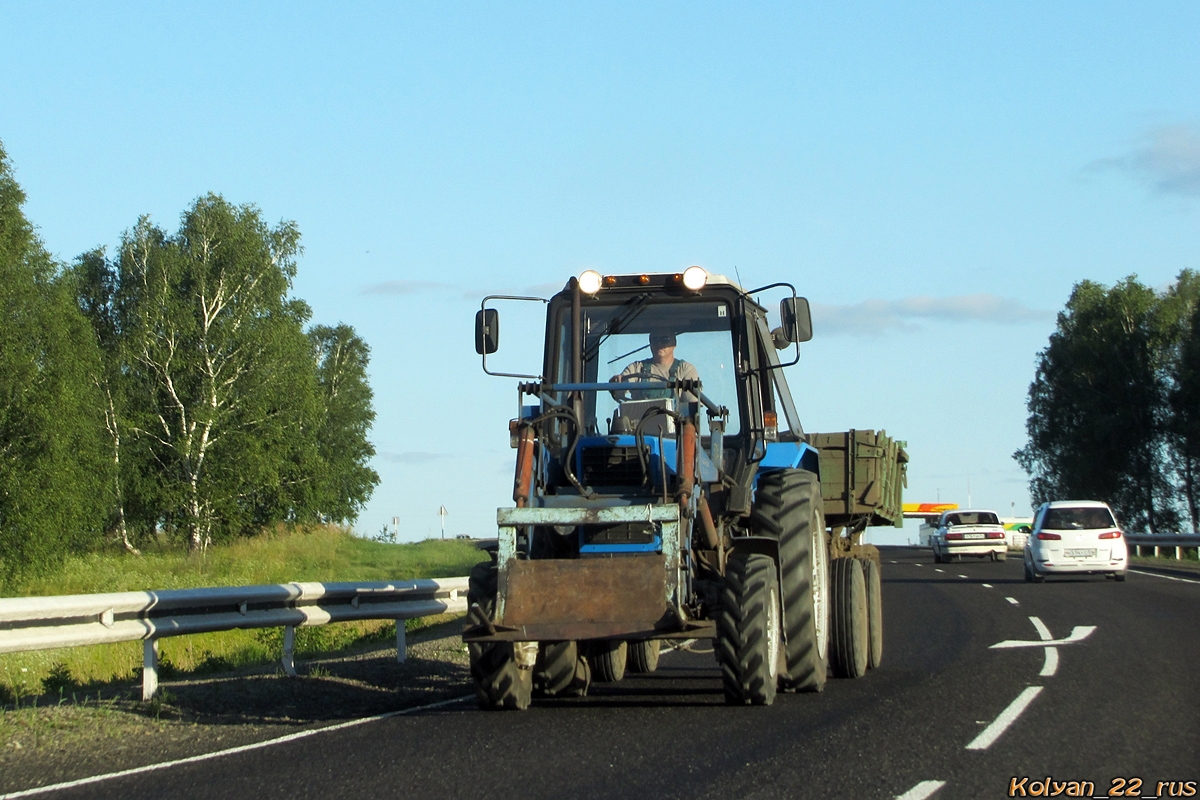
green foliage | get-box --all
[0,139,111,584]
[1016,272,1200,531]
[40,663,76,694]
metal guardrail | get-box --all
[1124,533,1200,560]
[0,578,468,701]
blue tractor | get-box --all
[466,267,905,708]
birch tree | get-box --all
[115,194,308,551]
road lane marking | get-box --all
[957,574,967,578]
[934,568,944,573]
[1040,646,1059,676]
[895,780,946,799]
[981,583,993,588]
[1030,616,1052,641]
[965,686,1043,750]
[1130,569,1200,584]
[0,694,476,799]
[1005,597,1019,605]
[990,626,1096,649]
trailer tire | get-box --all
[627,640,661,673]
[751,469,829,693]
[467,561,532,710]
[861,557,883,670]
[534,640,590,697]
[829,558,869,679]
[718,550,783,705]
[587,640,628,683]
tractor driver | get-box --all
[609,331,700,401]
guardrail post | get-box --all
[282,625,297,677]
[396,621,407,664]
[142,638,159,702]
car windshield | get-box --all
[945,512,999,526]
[1043,507,1116,530]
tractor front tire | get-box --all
[587,640,628,683]
[627,640,661,673]
[717,550,783,706]
[534,640,591,697]
[751,469,829,693]
[467,561,532,710]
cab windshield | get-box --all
[554,297,740,437]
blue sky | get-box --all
[3,2,1198,542]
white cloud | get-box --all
[813,294,1054,337]
[1090,124,1200,196]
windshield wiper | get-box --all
[583,292,652,363]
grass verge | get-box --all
[0,527,488,703]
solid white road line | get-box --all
[990,626,1096,649]
[1030,616,1052,641]
[1130,569,1200,584]
[965,686,1043,750]
[1005,597,1019,605]
[895,780,947,799]
[0,694,476,799]
[1040,646,1059,677]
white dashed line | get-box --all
[895,780,946,799]
[965,686,1043,750]
[1005,597,1019,605]
[957,574,967,578]
[934,568,945,573]
[981,583,993,588]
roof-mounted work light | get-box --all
[682,265,708,291]
[578,270,603,294]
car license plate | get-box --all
[1064,548,1096,559]
[963,533,985,539]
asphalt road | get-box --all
[17,547,1200,800]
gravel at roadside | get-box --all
[0,617,474,796]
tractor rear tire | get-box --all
[829,557,869,679]
[587,640,628,683]
[751,469,829,693]
[627,640,661,673]
[467,561,532,710]
[534,640,590,697]
[717,550,783,706]
[861,557,883,670]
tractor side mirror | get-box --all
[779,297,813,343]
[475,308,499,354]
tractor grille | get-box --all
[582,523,657,547]
[580,445,644,487]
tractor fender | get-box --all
[728,535,779,564]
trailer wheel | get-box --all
[587,640,627,683]
[534,641,591,697]
[467,561,532,710]
[718,550,782,705]
[829,558,869,679]
[627,640,661,673]
[861,558,883,670]
[751,469,829,693]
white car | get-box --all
[1024,500,1128,582]
[931,509,1007,563]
